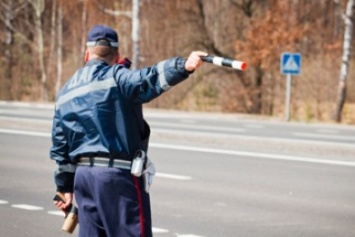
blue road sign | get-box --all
[281,53,301,75]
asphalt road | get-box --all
[0,102,354,237]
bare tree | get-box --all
[28,0,48,101]
[2,0,14,100]
[333,0,354,122]
[46,0,57,88]
[131,0,140,69]
[80,0,88,58]
[55,3,63,95]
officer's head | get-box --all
[85,25,120,65]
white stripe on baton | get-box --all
[201,55,247,70]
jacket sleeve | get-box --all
[116,57,192,103]
[50,109,76,193]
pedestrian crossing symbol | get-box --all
[281,53,301,75]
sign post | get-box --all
[280,52,301,121]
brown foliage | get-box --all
[0,0,354,123]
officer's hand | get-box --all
[118,57,132,68]
[185,51,207,72]
[54,192,73,212]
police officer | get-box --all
[50,24,206,237]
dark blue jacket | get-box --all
[50,57,191,192]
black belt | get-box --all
[78,157,131,170]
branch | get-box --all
[0,2,36,49]
[94,2,132,19]
[28,0,45,14]
[102,8,132,18]
[230,0,254,17]
[13,1,28,16]
[4,20,37,50]
[333,0,348,21]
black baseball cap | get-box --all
[86,25,119,48]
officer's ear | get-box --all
[114,51,120,64]
[84,50,89,63]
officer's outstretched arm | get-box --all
[117,52,206,104]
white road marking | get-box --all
[293,132,355,141]
[150,143,355,167]
[0,128,50,138]
[152,128,354,148]
[150,121,246,133]
[0,101,53,109]
[0,129,192,181]
[316,129,339,134]
[177,235,206,237]
[47,210,65,216]
[48,211,169,233]
[0,200,9,204]
[152,227,169,233]
[1,124,354,149]
[156,173,192,180]
[10,204,203,237]
[1,128,354,168]
[11,204,44,211]
[0,115,52,124]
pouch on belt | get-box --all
[131,150,156,193]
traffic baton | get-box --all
[201,55,247,70]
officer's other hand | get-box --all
[185,51,207,72]
[54,192,73,212]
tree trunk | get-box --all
[333,0,354,122]
[47,0,56,86]
[132,0,140,69]
[55,5,63,95]
[30,0,48,101]
[80,0,88,58]
[250,66,263,114]
[4,0,14,100]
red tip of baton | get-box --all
[231,60,247,70]
[241,62,247,70]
